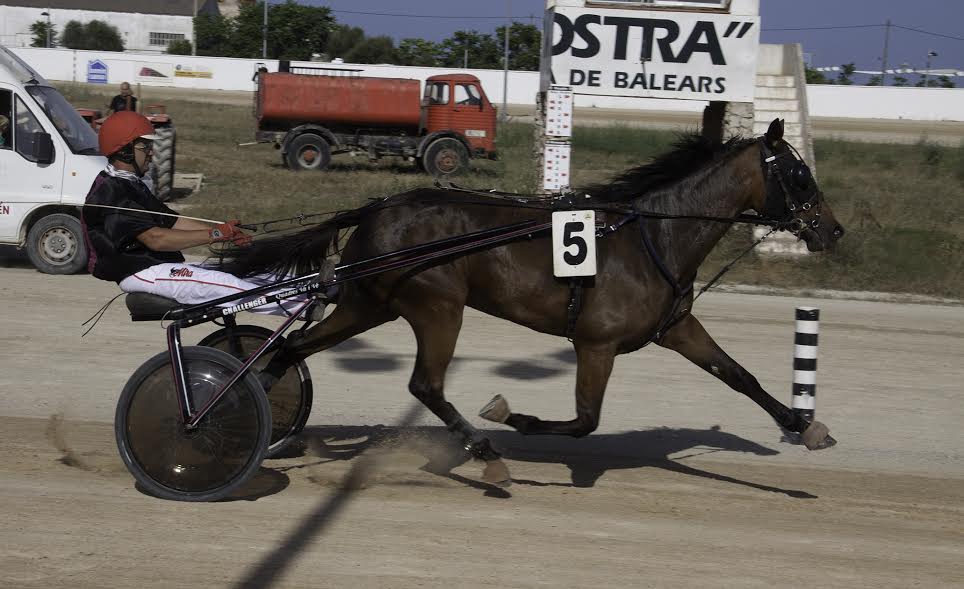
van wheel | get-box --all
[151,126,176,202]
[285,133,331,171]
[422,138,468,177]
[26,213,88,275]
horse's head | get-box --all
[753,119,845,252]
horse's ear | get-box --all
[764,118,784,145]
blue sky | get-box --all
[311,0,963,74]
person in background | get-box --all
[107,82,138,115]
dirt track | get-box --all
[0,259,962,588]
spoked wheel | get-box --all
[199,325,313,458]
[115,346,271,502]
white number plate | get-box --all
[552,210,596,277]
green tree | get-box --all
[29,20,57,48]
[344,36,396,64]
[835,62,856,85]
[438,30,500,69]
[228,1,333,59]
[194,13,233,57]
[396,38,441,67]
[166,39,193,55]
[325,25,365,60]
[892,75,909,87]
[495,22,541,71]
[265,0,334,60]
[60,20,124,51]
[805,66,828,84]
[937,75,956,88]
[60,21,86,49]
[866,75,882,86]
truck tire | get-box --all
[422,138,469,177]
[25,213,88,275]
[285,133,331,171]
[151,126,176,202]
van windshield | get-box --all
[25,86,100,155]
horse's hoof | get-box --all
[802,420,837,450]
[479,395,511,423]
[482,459,512,487]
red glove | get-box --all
[209,220,245,243]
[231,233,253,247]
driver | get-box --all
[82,111,324,318]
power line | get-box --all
[329,9,964,43]
[330,9,534,20]
[764,24,883,31]
[763,22,964,42]
[892,24,964,42]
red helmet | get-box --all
[98,111,159,157]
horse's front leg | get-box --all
[481,342,616,437]
[657,314,835,450]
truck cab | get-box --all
[0,46,106,274]
[422,74,497,159]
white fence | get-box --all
[8,46,964,122]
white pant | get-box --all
[119,263,309,316]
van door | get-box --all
[0,90,65,241]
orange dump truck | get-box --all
[255,63,498,176]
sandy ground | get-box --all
[0,257,961,588]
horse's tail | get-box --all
[215,204,372,278]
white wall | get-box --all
[8,46,964,122]
[0,6,192,53]
[806,85,962,121]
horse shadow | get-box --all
[289,423,816,499]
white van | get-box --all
[0,46,106,274]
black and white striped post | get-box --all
[791,307,820,422]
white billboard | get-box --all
[550,5,760,101]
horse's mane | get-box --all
[581,133,756,203]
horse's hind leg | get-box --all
[657,314,835,450]
[487,342,617,437]
[258,296,397,388]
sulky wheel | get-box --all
[115,346,271,502]
[199,325,313,458]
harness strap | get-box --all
[565,278,586,342]
[637,216,695,346]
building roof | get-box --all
[0,0,219,17]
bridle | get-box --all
[759,138,823,236]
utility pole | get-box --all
[41,10,51,48]
[923,51,938,87]
[262,0,268,59]
[501,0,510,123]
[880,19,891,86]
[191,0,197,56]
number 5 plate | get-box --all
[552,210,596,277]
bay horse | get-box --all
[220,119,845,484]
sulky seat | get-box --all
[125,293,184,321]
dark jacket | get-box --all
[81,171,184,282]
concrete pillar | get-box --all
[702,100,755,142]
